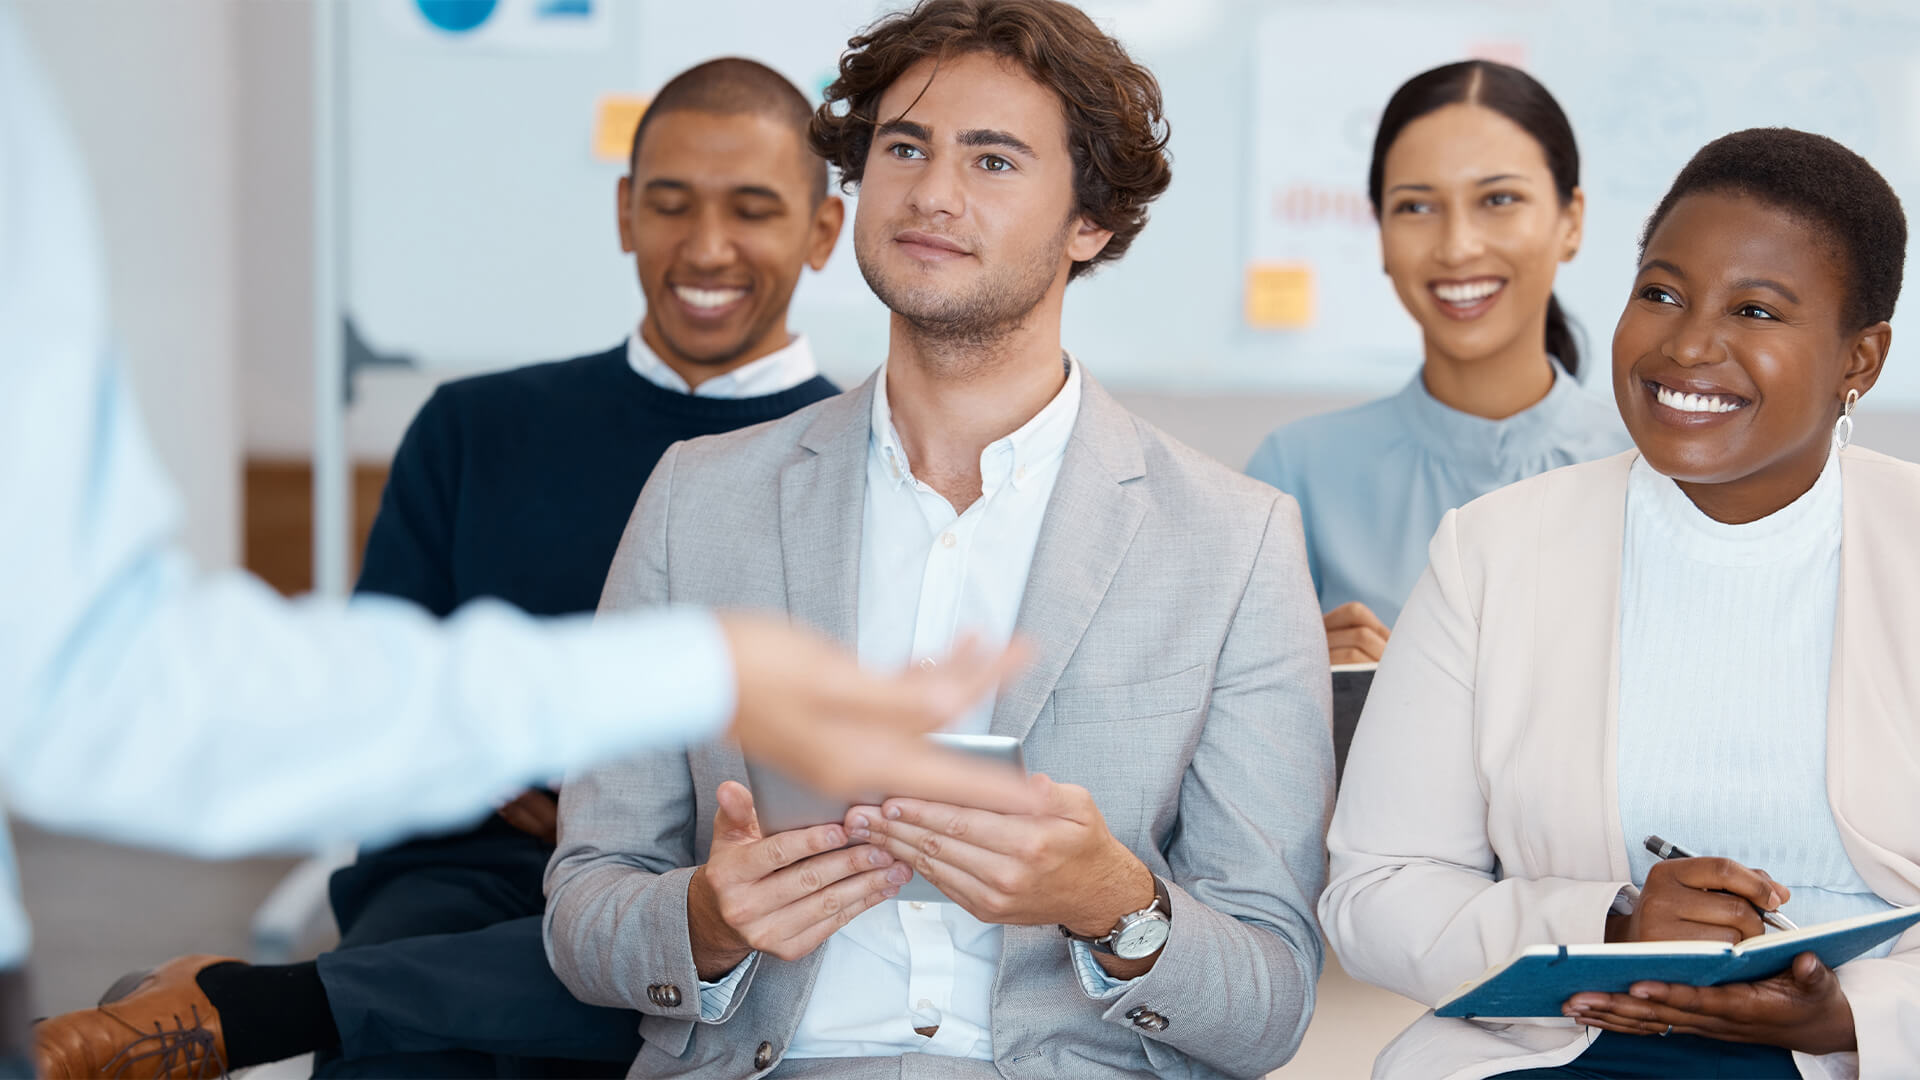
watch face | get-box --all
[1112,914,1170,960]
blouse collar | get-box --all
[1393,356,1591,469]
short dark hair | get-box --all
[629,57,829,203]
[1640,128,1906,331]
[1369,60,1585,376]
[808,0,1172,280]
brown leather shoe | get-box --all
[34,955,233,1078]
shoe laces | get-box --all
[100,1004,226,1079]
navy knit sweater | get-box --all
[355,342,839,617]
[320,344,836,980]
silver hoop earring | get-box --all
[1833,388,1860,450]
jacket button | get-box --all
[659,984,681,1008]
[1125,1006,1145,1021]
[754,1041,775,1070]
[1131,1009,1168,1031]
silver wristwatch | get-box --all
[1061,874,1172,960]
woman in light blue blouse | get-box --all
[1248,61,1628,662]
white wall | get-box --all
[234,0,317,460]
[13,0,241,569]
[234,0,1920,474]
[16,0,1919,532]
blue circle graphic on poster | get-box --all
[415,0,499,34]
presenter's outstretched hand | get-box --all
[718,616,1035,809]
[1325,601,1390,664]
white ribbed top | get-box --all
[1616,448,1893,943]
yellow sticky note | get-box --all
[592,95,651,163]
[1244,263,1315,329]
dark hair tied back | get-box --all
[1369,61,1584,377]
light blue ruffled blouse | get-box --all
[1247,361,1632,625]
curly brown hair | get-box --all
[809,0,1172,280]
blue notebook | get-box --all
[1435,904,1920,1019]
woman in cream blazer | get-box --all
[1322,129,1919,1079]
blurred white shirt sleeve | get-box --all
[0,6,732,868]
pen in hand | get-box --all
[1644,835,1799,933]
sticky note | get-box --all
[1244,262,1314,329]
[592,94,650,163]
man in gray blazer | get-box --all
[544,2,1334,1076]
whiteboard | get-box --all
[341,0,1920,404]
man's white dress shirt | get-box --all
[0,11,736,969]
[626,326,819,398]
[802,359,1080,1059]
[698,357,1137,1057]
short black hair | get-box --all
[1640,128,1906,331]
[628,57,829,203]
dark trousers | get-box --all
[1493,1031,1800,1079]
[313,821,643,1077]
[0,970,28,1080]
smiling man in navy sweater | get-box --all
[37,59,845,1080]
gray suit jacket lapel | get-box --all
[991,375,1148,740]
[763,377,874,1015]
[778,375,874,647]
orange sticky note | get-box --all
[1245,262,1315,329]
[593,95,651,163]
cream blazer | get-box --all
[1321,447,1920,1080]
